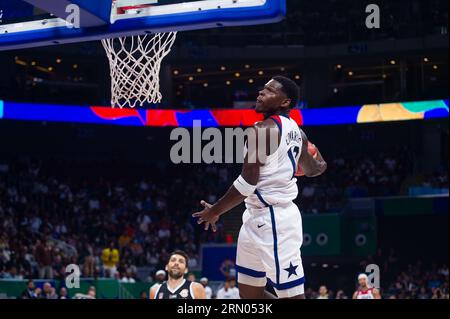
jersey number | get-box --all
[291,146,300,160]
[288,146,301,178]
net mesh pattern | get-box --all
[102,32,177,108]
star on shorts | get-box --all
[284,262,298,279]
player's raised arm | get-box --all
[298,129,327,177]
[192,119,279,232]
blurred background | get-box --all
[0,0,448,299]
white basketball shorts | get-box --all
[236,201,305,298]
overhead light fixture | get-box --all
[36,66,49,73]
[15,59,27,66]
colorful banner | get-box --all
[0,99,448,127]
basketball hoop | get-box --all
[97,0,284,108]
[102,32,177,109]
[102,2,177,108]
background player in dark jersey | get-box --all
[149,250,205,299]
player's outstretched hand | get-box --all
[192,200,220,232]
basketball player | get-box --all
[200,277,213,299]
[149,250,206,299]
[216,277,240,299]
[150,269,166,291]
[352,274,381,299]
[193,76,327,299]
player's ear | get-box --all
[184,268,188,275]
[165,265,168,272]
[280,98,291,110]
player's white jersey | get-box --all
[245,115,302,209]
[204,286,212,299]
[216,287,240,299]
[356,288,375,299]
[237,114,306,298]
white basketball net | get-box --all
[102,32,177,108]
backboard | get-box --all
[0,0,286,51]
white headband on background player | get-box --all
[156,270,166,277]
[358,274,369,280]
[233,175,257,197]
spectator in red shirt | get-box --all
[35,240,53,279]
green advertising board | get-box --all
[302,214,342,256]
[301,214,377,257]
[0,279,153,299]
[341,215,377,257]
